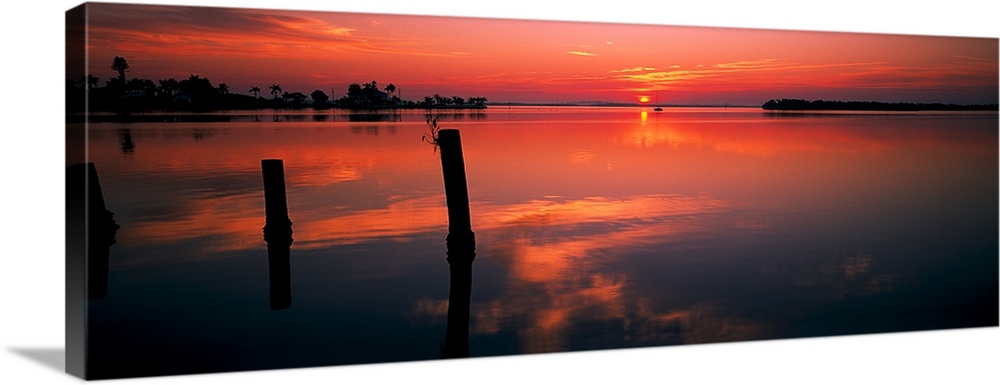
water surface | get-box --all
[80,107,998,378]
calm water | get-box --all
[80,107,998,378]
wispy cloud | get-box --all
[952,55,996,62]
[85,3,479,65]
[567,51,597,57]
[85,5,380,61]
[610,58,902,90]
[713,58,785,69]
[610,67,657,73]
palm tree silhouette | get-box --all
[269,84,282,99]
[218,83,229,95]
[249,86,261,99]
[111,56,129,81]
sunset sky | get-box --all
[0,1,994,384]
[73,3,998,105]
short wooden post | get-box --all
[437,129,474,238]
[261,159,292,232]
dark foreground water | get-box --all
[77,107,998,379]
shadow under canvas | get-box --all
[9,348,66,373]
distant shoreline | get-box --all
[65,100,999,123]
[761,98,998,111]
[483,102,759,109]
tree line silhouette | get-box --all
[762,98,997,111]
[67,56,489,113]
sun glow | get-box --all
[79,3,1000,108]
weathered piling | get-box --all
[261,159,293,310]
[261,159,292,236]
[436,128,477,358]
[437,129,474,238]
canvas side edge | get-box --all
[65,2,89,380]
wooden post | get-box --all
[437,129,474,238]
[436,128,476,358]
[261,159,293,310]
[261,159,292,232]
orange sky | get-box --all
[75,3,998,105]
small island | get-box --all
[761,98,998,111]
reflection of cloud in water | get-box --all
[569,150,594,165]
[481,195,724,285]
[482,194,723,229]
[125,192,263,254]
[293,195,448,249]
[410,193,767,352]
[296,193,725,251]
[285,159,362,186]
[415,276,767,352]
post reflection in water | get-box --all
[441,233,475,358]
[265,234,292,311]
[262,159,293,310]
[118,129,135,153]
[77,108,997,378]
[67,162,120,300]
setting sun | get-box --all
[639,96,650,103]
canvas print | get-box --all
[65,2,998,380]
